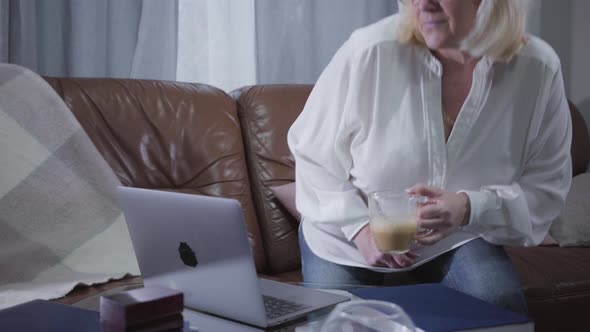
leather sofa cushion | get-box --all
[506,246,590,332]
[233,85,312,274]
[44,78,266,272]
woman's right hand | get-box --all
[352,224,418,269]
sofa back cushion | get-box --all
[43,78,266,272]
[569,101,590,176]
[234,85,312,274]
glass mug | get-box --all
[368,191,430,254]
[320,300,416,332]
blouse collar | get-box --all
[417,46,494,78]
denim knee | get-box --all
[440,239,528,315]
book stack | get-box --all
[0,300,100,332]
[100,286,185,332]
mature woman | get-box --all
[287,0,572,314]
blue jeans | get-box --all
[298,227,528,315]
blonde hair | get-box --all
[397,0,530,61]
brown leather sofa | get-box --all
[43,78,590,331]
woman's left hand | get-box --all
[406,184,470,246]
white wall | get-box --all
[528,1,541,35]
[540,0,590,130]
[571,0,590,126]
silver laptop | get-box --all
[117,186,349,329]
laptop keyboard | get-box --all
[263,295,310,320]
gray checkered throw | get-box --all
[0,64,139,309]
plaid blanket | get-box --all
[0,64,139,309]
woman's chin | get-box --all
[423,36,450,51]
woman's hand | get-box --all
[407,184,470,246]
[352,224,419,268]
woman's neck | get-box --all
[433,48,480,67]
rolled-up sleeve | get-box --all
[287,40,372,241]
[461,66,573,246]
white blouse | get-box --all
[287,15,572,271]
